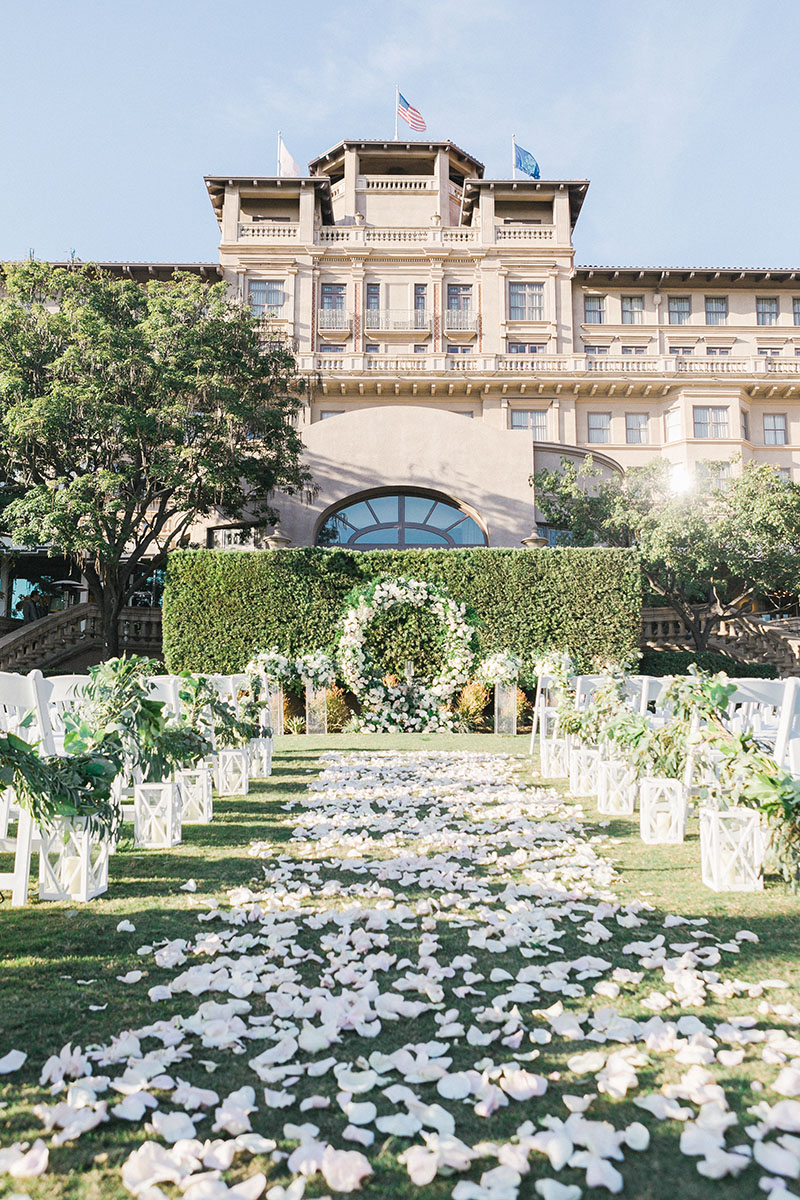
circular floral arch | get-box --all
[338,576,476,732]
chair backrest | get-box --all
[205,674,248,716]
[625,675,666,716]
[42,675,88,738]
[147,675,182,717]
[573,675,609,710]
[774,677,800,772]
[0,670,56,756]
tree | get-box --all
[533,456,800,652]
[0,261,311,655]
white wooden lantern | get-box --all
[175,767,213,824]
[217,748,250,796]
[597,758,637,815]
[570,745,600,797]
[305,684,328,735]
[494,681,517,736]
[134,782,182,848]
[639,777,687,844]
[700,806,765,892]
[540,735,569,779]
[38,816,110,902]
[247,736,273,778]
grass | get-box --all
[1,732,799,1200]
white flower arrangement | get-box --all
[337,576,476,733]
[477,651,523,688]
[535,649,576,687]
[295,650,336,689]
[245,647,291,684]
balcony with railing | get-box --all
[317,309,351,331]
[365,309,430,332]
[301,351,800,379]
[238,222,299,240]
[444,308,478,332]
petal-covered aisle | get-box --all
[3,749,800,1200]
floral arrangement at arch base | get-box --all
[337,576,477,732]
[478,651,523,689]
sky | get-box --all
[3,0,800,269]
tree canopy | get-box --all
[0,260,311,653]
[533,456,800,651]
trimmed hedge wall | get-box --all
[639,648,778,679]
[162,547,641,677]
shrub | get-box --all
[326,684,353,732]
[163,547,641,676]
[639,648,778,679]
[455,680,491,730]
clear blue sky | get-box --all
[3,0,799,268]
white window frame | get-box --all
[587,412,611,443]
[693,405,729,439]
[668,296,691,325]
[249,278,285,317]
[704,296,728,326]
[510,409,548,439]
[508,282,544,321]
[625,413,649,444]
[764,413,788,446]
[583,295,605,324]
[756,297,779,326]
[621,296,644,325]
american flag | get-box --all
[397,92,426,132]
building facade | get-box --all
[200,137,800,552]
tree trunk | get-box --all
[99,593,123,659]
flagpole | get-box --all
[511,133,516,180]
[394,85,399,140]
[277,130,281,176]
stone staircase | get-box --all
[642,606,800,676]
[0,603,162,673]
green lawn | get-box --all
[1,733,799,1199]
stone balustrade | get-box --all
[300,351,800,378]
[365,309,430,332]
[0,604,162,672]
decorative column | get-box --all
[305,684,328,735]
[494,679,517,736]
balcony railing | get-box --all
[494,225,555,241]
[238,223,299,240]
[444,309,478,331]
[301,351,800,378]
[365,309,430,332]
[357,175,436,192]
[317,310,350,330]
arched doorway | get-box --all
[315,488,488,549]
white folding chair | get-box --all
[41,674,88,755]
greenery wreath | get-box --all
[337,576,477,732]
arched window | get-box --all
[316,490,487,550]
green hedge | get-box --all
[639,648,778,679]
[162,547,641,677]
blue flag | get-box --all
[514,142,540,179]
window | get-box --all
[706,346,730,356]
[319,410,343,419]
[321,283,346,310]
[510,410,548,439]
[741,410,750,441]
[446,344,472,354]
[757,297,779,325]
[587,412,611,443]
[664,409,681,442]
[447,284,472,310]
[366,283,380,311]
[794,298,800,326]
[414,284,427,311]
[451,411,473,418]
[668,297,691,325]
[508,342,547,354]
[584,295,605,324]
[764,413,788,445]
[324,344,345,353]
[697,461,731,489]
[413,344,428,353]
[585,345,609,368]
[705,297,728,325]
[365,343,380,354]
[316,490,487,549]
[625,413,648,444]
[509,282,544,321]
[758,347,781,357]
[621,296,644,324]
[249,279,284,317]
[585,345,609,354]
[693,406,729,438]
[670,345,694,356]
[621,345,646,355]
[777,467,791,482]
